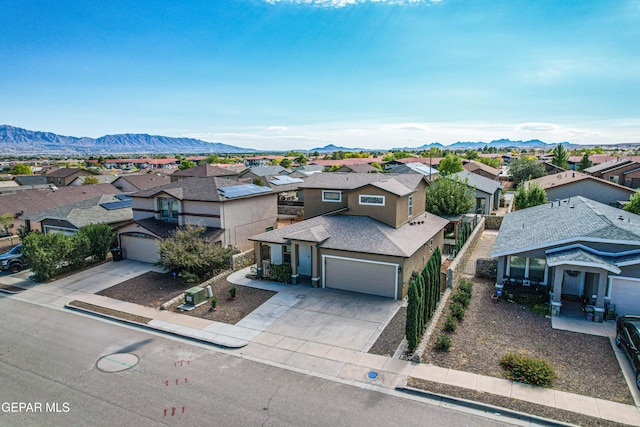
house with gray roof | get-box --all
[23,194,132,235]
[117,177,277,263]
[238,165,290,182]
[169,163,246,182]
[250,172,448,299]
[491,196,640,321]
[387,162,438,178]
[45,167,91,186]
[111,173,171,193]
[449,170,503,215]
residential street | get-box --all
[0,298,510,426]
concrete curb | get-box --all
[64,303,248,350]
[396,386,576,427]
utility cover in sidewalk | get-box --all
[97,353,139,372]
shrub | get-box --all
[269,263,292,284]
[458,279,473,295]
[434,334,451,351]
[229,286,237,299]
[532,304,549,317]
[500,352,556,387]
[444,315,458,332]
[210,297,218,309]
[181,272,199,283]
[449,302,466,321]
[451,290,471,307]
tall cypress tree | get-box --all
[405,279,420,351]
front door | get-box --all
[298,245,312,276]
[563,270,583,296]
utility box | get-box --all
[184,286,207,306]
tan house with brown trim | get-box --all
[45,168,91,187]
[117,177,277,263]
[249,173,447,300]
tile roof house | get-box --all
[169,164,246,182]
[524,171,636,207]
[45,168,91,187]
[23,194,132,235]
[116,177,277,263]
[250,172,448,299]
[449,170,503,215]
[111,174,171,193]
[491,196,640,321]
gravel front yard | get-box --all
[421,275,633,405]
[96,271,275,325]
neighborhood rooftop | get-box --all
[299,172,425,196]
[131,176,274,201]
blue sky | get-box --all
[1,0,639,150]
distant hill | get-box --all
[406,139,571,151]
[0,125,254,155]
[310,144,369,152]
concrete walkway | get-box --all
[2,252,640,425]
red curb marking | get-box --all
[175,379,179,385]
[164,409,167,417]
[184,378,188,383]
[182,407,185,414]
[165,380,169,386]
[172,407,175,416]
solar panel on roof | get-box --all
[100,199,133,210]
[219,184,272,198]
[115,194,131,200]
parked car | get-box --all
[0,244,25,273]
[616,315,640,389]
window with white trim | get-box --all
[359,194,385,206]
[322,190,342,202]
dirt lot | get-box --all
[420,275,633,405]
[96,271,275,325]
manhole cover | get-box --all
[97,353,139,372]
[367,371,378,380]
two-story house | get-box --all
[45,168,91,187]
[116,177,277,263]
[249,173,448,300]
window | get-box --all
[283,245,291,264]
[265,227,274,232]
[359,195,385,206]
[322,190,342,202]
[528,258,546,281]
[159,197,179,223]
[508,256,526,277]
[408,195,413,217]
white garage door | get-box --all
[121,234,160,264]
[610,277,640,317]
[323,255,398,299]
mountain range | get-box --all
[0,125,253,155]
[1,124,584,157]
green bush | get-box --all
[181,272,199,283]
[449,302,466,321]
[532,304,549,317]
[500,352,556,387]
[458,279,473,295]
[444,315,458,332]
[451,290,471,307]
[434,334,451,351]
[269,263,292,284]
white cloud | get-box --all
[267,126,289,133]
[515,122,558,133]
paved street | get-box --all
[0,298,511,426]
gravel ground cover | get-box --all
[369,306,406,357]
[96,271,275,325]
[421,276,633,404]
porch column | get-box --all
[594,272,608,322]
[551,266,564,316]
[255,242,263,279]
[311,245,321,288]
[496,257,505,288]
[290,243,298,285]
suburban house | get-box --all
[102,158,179,170]
[333,164,379,173]
[243,156,284,167]
[524,171,636,207]
[462,160,501,181]
[387,162,438,179]
[238,165,290,182]
[69,175,119,186]
[384,157,443,172]
[449,170,503,215]
[111,174,171,193]
[249,172,448,300]
[22,194,132,235]
[45,168,91,187]
[491,197,640,321]
[12,175,48,187]
[292,164,325,176]
[567,154,640,170]
[0,183,122,234]
[584,158,640,189]
[116,177,277,263]
[169,163,245,182]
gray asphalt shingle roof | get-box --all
[546,247,620,274]
[491,196,640,257]
[299,172,425,196]
[450,170,503,195]
[250,212,448,258]
[132,176,273,202]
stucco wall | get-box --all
[221,194,277,250]
[303,188,348,218]
[546,180,634,206]
[446,217,486,288]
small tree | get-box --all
[551,144,569,169]
[514,183,548,210]
[405,279,420,351]
[252,177,264,186]
[509,156,547,184]
[178,160,196,170]
[76,223,114,261]
[10,163,32,175]
[158,225,235,281]
[280,158,293,168]
[438,154,464,176]
[425,176,475,216]
[576,153,592,172]
[0,212,14,242]
[23,231,74,282]
[624,192,640,215]
[82,175,100,185]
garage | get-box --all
[120,233,160,264]
[609,277,640,317]
[322,255,399,299]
